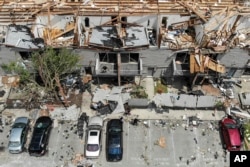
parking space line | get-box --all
[126,121,129,165]
[148,120,152,164]
[52,123,62,164]
[193,127,201,167]
[170,129,177,164]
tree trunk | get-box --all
[55,74,69,108]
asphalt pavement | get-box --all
[1,76,250,167]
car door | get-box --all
[223,127,231,149]
[221,125,229,148]
[99,129,102,151]
[20,127,26,149]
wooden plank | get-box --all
[190,53,195,74]
[51,27,74,39]
[199,54,204,73]
[177,1,208,23]
[206,59,226,73]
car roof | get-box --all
[228,128,241,145]
[87,129,100,144]
[29,128,45,150]
[9,128,22,142]
[88,116,103,126]
[14,117,29,124]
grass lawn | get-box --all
[243,122,250,150]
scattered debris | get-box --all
[155,136,166,148]
[194,138,198,144]
[72,153,84,166]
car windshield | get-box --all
[9,141,20,147]
[109,127,121,133]
[35,122,49,129]
[90,131,98,136]
[108,147,121,155]
[225,123,237,129]
[87,144,99,151]
[13,123,26,129]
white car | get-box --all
[85,116,103,158]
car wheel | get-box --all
[223,143,227,149]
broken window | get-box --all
[108,53,117,63]
[243,68,250,75]
[111,16,118,24]
[99,53,108,62]
[84,67,92,75]
[176,52,189,64]
[121,53,129,63]
[85,17,90,27]
[130,53,139,62]
[99,53,139,63]
[121,17,127,28]
[175,52,189,72]
[162,17,168,28]
[227,68,237,78]
[120,53,139,63]
[19,52,32,60]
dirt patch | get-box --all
[5,91,83,110]
[201,84,221,96]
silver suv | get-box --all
[8,117,29,153]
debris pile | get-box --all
[197,10,250,52]
[160,23,195,49]
[155,136,166,148]
[43,20,75,47]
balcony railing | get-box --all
[95,62,141,76]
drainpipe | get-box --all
[117,52,121,86]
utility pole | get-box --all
[117,52,121,86]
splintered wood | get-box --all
[201,84,221,96]
[72,153,84,166]
[155,136,166,148]
[39,109,49,116]
[190,52,226,74]
[43,22,75,45]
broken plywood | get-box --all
[206,58,225,73]
[155,136,166,148]
[190,53,225,74]
[52,22,75,40]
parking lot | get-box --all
[95,119,229,167]
[0,116,230,167]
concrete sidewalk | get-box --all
[138,76,155,100]
[106,108,226,121]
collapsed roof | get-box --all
[0,0,250,51]
[4,24,44,50]
[89,25,149,50]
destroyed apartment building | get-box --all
[0,0,250,86]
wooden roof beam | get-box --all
[177,1,208,23]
